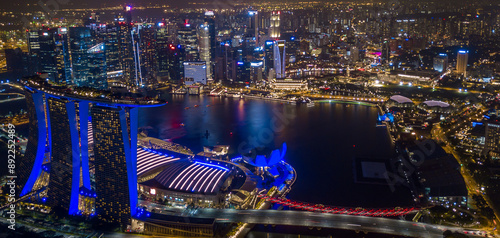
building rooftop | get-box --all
[422,100,450,108]
[137,148,180,176]
[389,95,413,104]
[21,76,166,107]
[408,140,467,197]
[140,159,230,195]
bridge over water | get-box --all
[137,205,481,238]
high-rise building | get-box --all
[270,11,281,39]
[54,28,69,84]
[46,97,81,215]
[155,22,170,81]
[166,44,184,82]
[456,50,468,77]
[91,105,137,226]
[20,76,165,228]
[177,21,199,62]
[433,53,448,73]
[250,61,263,83]
[17,89,47,197]
[104,23,123,80]
[5,48,28,76]
[264,40,274,77]
[87,42,108,89]
[198,24,212,81]
[349,46,359,62]
[485,121,500,159]
[29,29,58,81]
[183,61,207,85]
[68,27,92,86]
[116,7,135,85]
[273,40,286,79]
[248,10,259,45]
[204,11,216,79]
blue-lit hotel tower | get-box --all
[18,77,164,227]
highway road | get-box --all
[139,201,488,238]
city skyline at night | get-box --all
[0,0,499,237]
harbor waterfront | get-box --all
[138,93,413,208]
[0,90,411,209]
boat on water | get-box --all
[233,93,241,98]
[194,105,199,107]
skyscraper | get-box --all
[91,105,138,226]
[104,23,123,80]
[20,76,165,228]
[46,97,80,215]
[248,10,259,45]
[155,22,170,81]
[87,42,108,89]
[250,61,263,83]
[204,11,216,80]
[177,21,199,62]
[68,27,92,86]
[264,40,274,77]
[18,89,47,197]
[433,53,448,73]
[456,50,468,77]
[27,29,60,82]
[273,40,286,79]
[198,24,213,81]
[485,121,500,159]
[270,11,281,39]
[116,6,135,85]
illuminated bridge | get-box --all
[136,207,473,238]
[258,195,419,217]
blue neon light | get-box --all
[21,92,47,196]
[67,102,81,215]
[254,143,287,167]
[121,108,138,217]
[45,93,52,160]
[79,101,91,189]
[458,50,468,54]
[129,107,138,216]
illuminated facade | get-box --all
[91,105,137,226]
[198,24,212,80]
[183,61,207,85]
[18,89,47,197]
[178,22,199,62]
[456,50,468,77]
[270,78,307,90]
[46,98,80,214]
[20,77,165,228]
[270,11,281,39]
[248,10,259,45]
[485,122,500,159]
[433,54,448,73]
[273,40,286,79]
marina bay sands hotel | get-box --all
[18,76,165,227]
